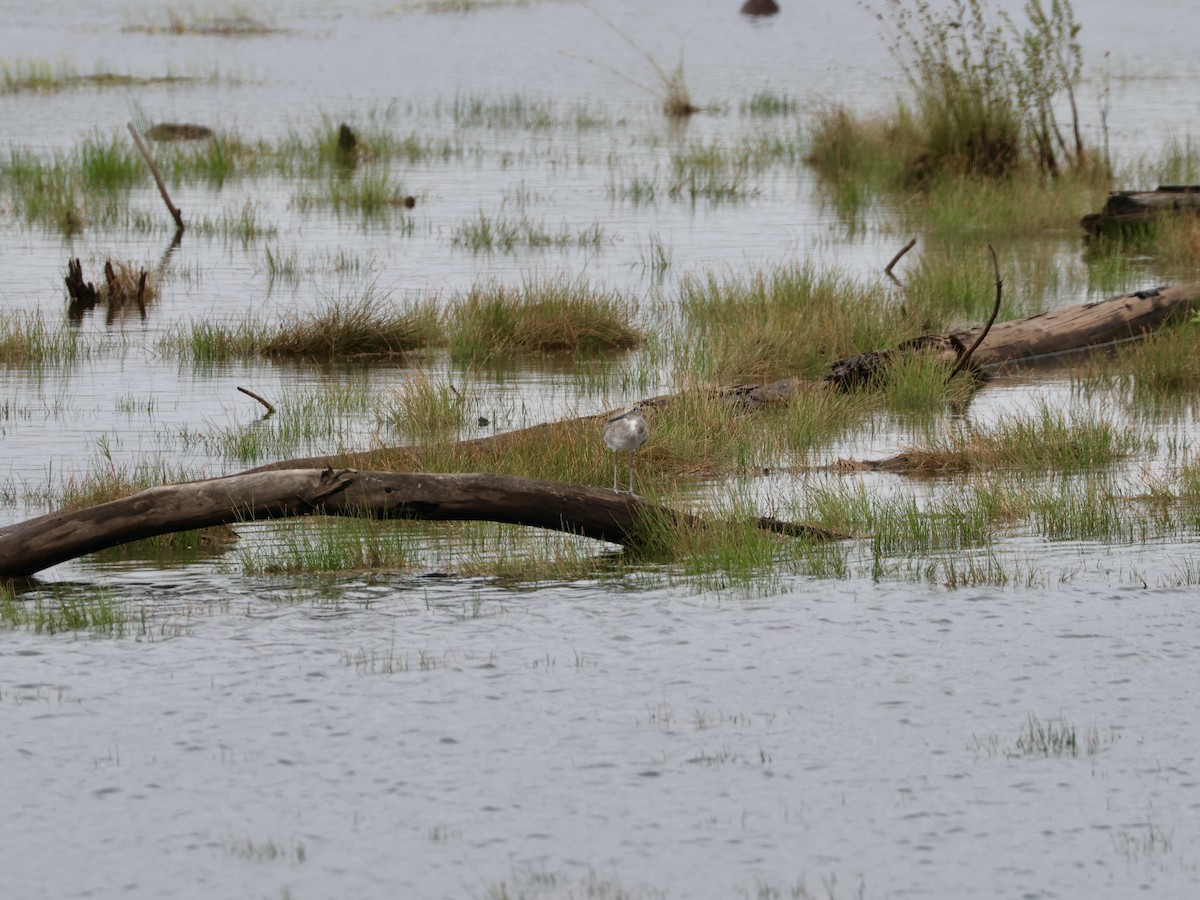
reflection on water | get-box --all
[4,0,1200,897]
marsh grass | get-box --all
[885,407,1147,473]
[128,5,278,35]
[452,94,556,129]
[1015,713,1081,757]
[451,212,605,253]
[740,90,798,117]
[0,58,200,94]
[266,288,441,359]
[802,483,993,554]
[913,167,1109,234]
[679,264,919,381]
[1030,477,1130,542]
[1,137,146,232]
[1072,322,1200,399]
[380,375,470,442]
[807,0,1098,231]
[163,286,441,361]
[880,352,977,412]
[772,389,873,460]
[447,277,640,359]
[0,313,84,365]
[668,145,755,202]
[293,168,412,217]
[1089,213,1200,272]
[0,587,142,635]
[234,519,416,575]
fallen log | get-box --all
[251,280,1200,474]
[1081,185,1200,235]
[0,469,836,579]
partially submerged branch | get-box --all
[128,121,184,230]
[884,237,917,284]
[0,469,838,579]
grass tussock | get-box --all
[163,285,442,361]
[260,289,442,359]
[447,277,641,359]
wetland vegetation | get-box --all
[5,2,1200,898]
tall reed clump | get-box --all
[810,0,1101,194]
[446,277,641,360]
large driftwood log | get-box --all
[0,469,834,579]
[252,281,1200,474]
[1081,185,1200,235]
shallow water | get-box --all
[5,1,1200,897]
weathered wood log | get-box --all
[1081,185,1200,235]
[0,469,836,579]
[751,280,1200,402]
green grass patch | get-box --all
[0,57,201,94]
[883,406,1147,473]
[740,90,798,117]
[162,286,441,362]
[446,277,640,359]
[451,212,605,253]
[679,264,921,382]
[0,312,84,365]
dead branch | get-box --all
[884,238,917,285]
[237,386,275,416]
[0,470,839,579]
[945,244,1003,384]
[128,122,184,230]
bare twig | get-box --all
[884,238,917,284]
[237,386,275,416]
[127,122,184,230]
[135,270,148,318]
[946,244,1003,384]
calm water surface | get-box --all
[4,1,1200,897]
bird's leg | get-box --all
[613,458,619,493]
[629,451,636,495]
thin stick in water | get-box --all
[945,244,1003,384]
[127,122,184,230]
[237,386,275,416]
[884,238,917,284]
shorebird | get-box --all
[603,407,649,494]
